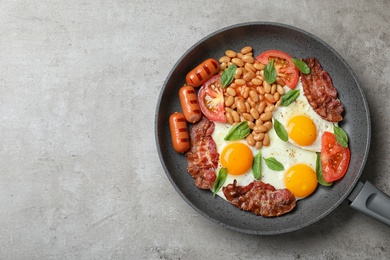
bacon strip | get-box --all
[301,58,344,122]
[186,117,218,189]
[222,180,296,217]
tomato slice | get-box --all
[198,75,226,122]
[256,50,299,89]
[320,131,350,182]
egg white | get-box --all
[211,122,317,200]
[261,126,317,196]
[211,123,259,199]
[273,80,336,152]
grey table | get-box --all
[1,0,389,259]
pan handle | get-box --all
[347,181,390,226]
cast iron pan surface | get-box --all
[155,22,371,235]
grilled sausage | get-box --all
[179,85,202,123]
[169,112,190,153]
[185,58,219,87]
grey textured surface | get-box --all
[0,0,389,259]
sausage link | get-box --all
[169,112,190,153]
[185,58,219,87]
[179,85,201,123]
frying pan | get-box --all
[155,22,390,235]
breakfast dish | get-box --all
[169,46,350,217]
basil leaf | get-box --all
[264,59,277,84]
[274,119,288,142]
[252,151,262,180]
[292,58,310,74]
[213,167,228,197]
[334,125,348,148]
[221,64,237,88]
[281,89,300,106]
[316,152,333,186]
[264,157,284,171]
[224,121,250,141]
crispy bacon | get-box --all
[185,117,218,189]
[301,58,344,122]
[222,180,296,217]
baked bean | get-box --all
[226,50,236,58]
[249,90,259,102]
[263,133,270,146]
[242,87,250,99]
[252,78,262,86]
[264,81,271,93]
[263,121,273,130]
[236,99,246,113]
[255,141,263,149]
[276,77,284,86]
[226,112,234,124]
[246,98,255,109]
[243,113,254,122]
[257,101,266,114]
[231,110,240,122]
[219,56,231,63]
[220,62,227,71]
[250,107,260,119]
[218,46,284,148]
[245,63,256,73]
[242,55,254,64]
[245,102,251,113]
[254,62,265,70]
[235,78,246,85]
[241,46,252,54]
[248,121,255,129]
[271,84,277,94]
[260,111,273,121]
[277,84,284,95]
[225,95,234,107]
[274,92,280,102]
[243,71,255,81]
[235,68,243,79]
[256,86,265,95]
[254,125,268,133]
[232,58,244,67]
[226,87,236,96]
[254,133,265,141]
[265,104,275,113]
[255,119,264,126]
[246,133,255,146]
[265,93,276,103]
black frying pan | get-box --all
[155,22,390,235]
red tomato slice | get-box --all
[320,132,351,182]
[198,75,226,123]
[256,50,299,89]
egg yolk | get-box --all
[221,142,253,175]
[287,115,317,146]
[284,164,318,198]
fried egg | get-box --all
[211,122,318,200]
[273,80,336,152]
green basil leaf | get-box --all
[316,152,333,186]
[334,125,348,148]
[292,58,310,74]
[224,121,250,141]
[264,157,284,171]
[213,167,228,197]
[221,64,237,88]
[264,59,277,84]
[252,151,262,180]
[274,119,288,142]
[281,89,300,106]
